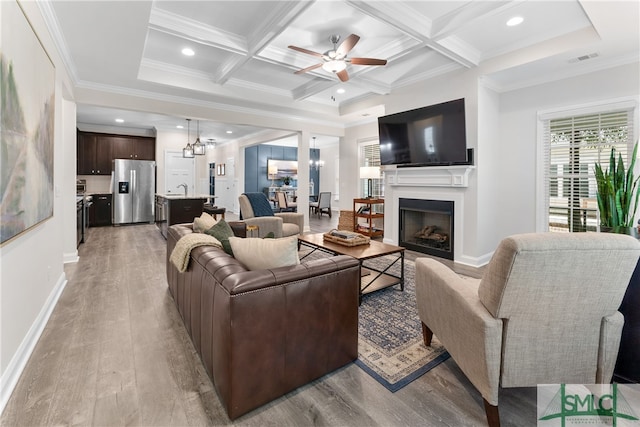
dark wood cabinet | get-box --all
[77,133,112,175]
[77,131,156,175]
[111,135,155,160]
[156,195,206,239]
[89,194,112,227]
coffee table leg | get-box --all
[400,251,405,291]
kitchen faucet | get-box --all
[177,183,188,197]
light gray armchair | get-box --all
[415,232,640,427]
[238,193,303,238]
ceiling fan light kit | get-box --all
[289,33,387,82]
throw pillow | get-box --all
[193,212,217,233]
[229,236,300,271]
[205,219,235,255]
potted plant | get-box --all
[594,142,640,230]
[282,176,291,186]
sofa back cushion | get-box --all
[229,236,299,270]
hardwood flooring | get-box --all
[1,210,538,426]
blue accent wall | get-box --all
[244,145,320,197]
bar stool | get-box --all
[203,204,226,220]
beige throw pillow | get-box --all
[193,212,217,233]
[229,236,300,270]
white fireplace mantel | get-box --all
[385,165,475,188]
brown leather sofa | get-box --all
[166,223,360,420]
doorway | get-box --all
[164,150,195,196]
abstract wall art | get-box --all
[1,0,56,245]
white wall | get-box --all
[498,62,640,236]
[1,0,76,411]
[318,142,339,205]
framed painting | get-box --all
[1,0,56,245]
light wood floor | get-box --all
[1,210,538,426]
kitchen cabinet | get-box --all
[77,131,156,176]
[156,195,207,239]
[77,132,112,175]
[89,194,112,226]
[111,135,155,160]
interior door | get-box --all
[164,150,194,196]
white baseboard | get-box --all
[0,272,68,416]
[63,250,79,264]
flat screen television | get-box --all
[378,98,469,167]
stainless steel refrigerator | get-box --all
[112,159,156,225]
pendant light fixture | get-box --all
[182,119,194,158]
[193,120,205,155]
[309,137,324,170]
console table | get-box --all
[353,198,384,237]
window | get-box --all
[542,106,634,232]
[359,141,382,198]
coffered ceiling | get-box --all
[41,0,639,141]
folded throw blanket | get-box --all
[244,192,274,217]
[170,233,222,273]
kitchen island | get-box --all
[155,194,210,239]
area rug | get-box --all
[356,255,450,392]
[299,249,451,392]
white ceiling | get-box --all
[42,0,639,143]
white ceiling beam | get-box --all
[215,1,314,84]
[291,79,338,101]
[429,1,517,40]
[148,7,247,54]
[345,0,478,68]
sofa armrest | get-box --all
[275,212,304,234]
[228,221,247,238]
[212,255,360,419]
[241,216,284,238]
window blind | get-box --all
[360,142,382,198]
[543,109,634,232]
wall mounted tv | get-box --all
[378,98,471,167]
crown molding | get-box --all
[37,0,79,83]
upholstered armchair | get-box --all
[238,193,304,238]
[415,232,640,427]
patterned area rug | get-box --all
[356,255,450,392]
[300,248,451,392]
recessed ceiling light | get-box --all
[176,125,184,129]
[336,88,346,94]
[506,16,523,27]
[226,130,233,134]
[115,118,124,123]
[181,47,195,56]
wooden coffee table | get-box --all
[298,233,404,303]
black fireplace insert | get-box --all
[399,198,454,260]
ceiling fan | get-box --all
[288,34,387,82]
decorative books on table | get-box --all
[323,229,370,246]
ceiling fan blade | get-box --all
[349,58,387,66]
[335,34,360,58]
[288,45,324,58]
[336,69,349,82]
[294,63,323,74]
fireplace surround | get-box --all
[399,198,454,260]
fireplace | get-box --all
[399,198,454,260]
